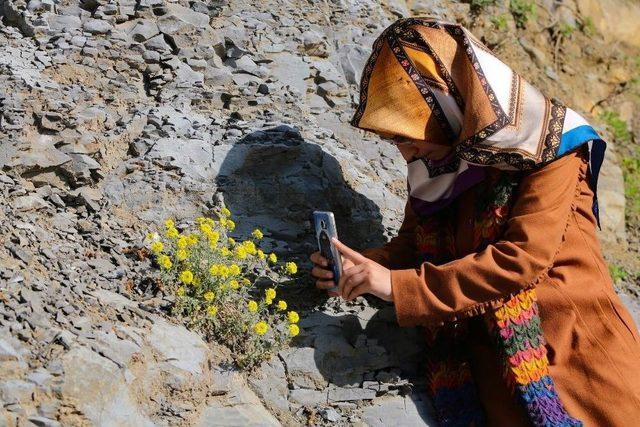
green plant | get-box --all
[146,209,301,368]
[510,0,537,28]
[609,264,630,285]
[559,23,575,38]
[492,14,508,31]
[600,111,632,143]
[580,16,596,36]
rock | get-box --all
[338,44,370,85]
[518,37,547,68]
[12,195,48,211]
[46,15,82,31]
[362,394,437,426]
[327,386,376,402]
[61,346,155,426]
[148,318,208,375]
[157,4,210,34]
[196,374,280,427]
[28,416,61,427]
[128,20,159,42]
[267,52,310,95]
[84,18,113,35]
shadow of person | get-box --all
[215,125,434,424]
[214,125,388,307]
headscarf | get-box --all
[351,17,605,220]
[351,18,603,426]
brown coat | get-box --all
[363,151,640,426]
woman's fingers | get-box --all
[346,282,369,301]
[311,266,333,279]
[338,263,367,298]
[310,251,328,267]
[332,238,368,265]
[342,271,368,300]
[315,279,336,290]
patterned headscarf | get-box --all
[351,18,605,426]
[351,17,605,220]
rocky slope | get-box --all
[1,0,639,426]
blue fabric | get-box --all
[557,125,606,227]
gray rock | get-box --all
[148,318,208,375]
[84,18,113,35]
[28,416,61,427]
[61,346,155,426]
[362,394,437,426]
[47,15,82,32]
[267,52,310,95]
[327,386,376,402]
[129,20,159,42]
[12,195,48,211]
[339,44,371,85]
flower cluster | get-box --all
[146,208,301,368]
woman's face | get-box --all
[380,134,453,162]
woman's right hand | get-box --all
[310,251,354,296]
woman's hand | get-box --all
[332,238,393,302]
[310,251,355,296]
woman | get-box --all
[310,18,640,427]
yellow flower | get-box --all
[219,217,227,227]
[166,227,179,239]
[254,321,268,336]
[164,219,175,229]
[220,247,232,257]
[187,234,198,245]
[229,264,241,276]
[176,286,186,297]
[199,223,212,234]
[265,298,273,305]
[229,280,240,290]
[228,237,236,246]
[265,288,276,300]
[157,254,172,269]
[243,241,257,255]
[209,264,220,276]
[242,278,251,286]
[176,249,188,261]
[146,232,159,241]
[289,324,300,337]
[177,236,188,249]
[203,291,215,301]
[150,241,164,254]
[268,253,277,264]
[179,270,194,284]
[219,265,230,277]
[220,207,231,217]
[287,311,299,324]
[207,230,220,242]
[196,216,206,224]
[226,220,236,231]
[234,246,248,260]
[285,262,298,275]
[257,250,265,260]
[277,300,287,311]
[207,305,219,317]
[247,300,258,312]
[193,277,201,287]
[252,229,264,239]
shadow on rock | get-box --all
[214,125,387,256]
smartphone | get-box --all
[312,211,342,293]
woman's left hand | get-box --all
[331,238,393,302]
